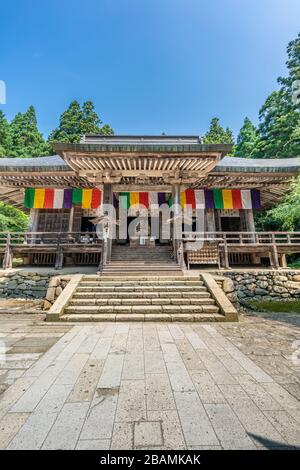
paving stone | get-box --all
[98,354,124,388]
[8,384,72,449]
[111,422,134,449]
[10,360,69,412]
[146,374,176,411]
[219,384,287,444]
[115,380,146,422]
[204,403,256,449]
[174,391,219,446]
[192,371,227,404]
[122,353,144,380]
[90,337,113,360]
[80,387,118,440]
[42,402,90,449]
[67,360,104,403]
[264,410,300,447]
[76,439,110,450]
[144,350,166,374]
[0,412,30,449]
[134,421,163,448]
[55,353,89,385]
[147,409,186,449]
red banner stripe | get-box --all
[232,189,242,209]
[43,189,54,208]
[139,192,149,208]
[185,189,196,209]
[91,189,102,209]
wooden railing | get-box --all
[0,232,103,269]
[0,232,102,246]
[182,232,300,269]
[182,232,300,245]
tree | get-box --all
[48,100,113,144]
[9,106,51,158]
[234,117,259,157]
[0,202,28,232]
[0,110,11,157]
[252,33,300,158]
[256,176,300,231]
[203,117,234,144]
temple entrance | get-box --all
[220,216,241,232]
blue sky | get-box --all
[0,0,299,139]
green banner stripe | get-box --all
[24,188,35,208]
[72,188,82,205]
[213,189,223,209]
[119,192,130,209]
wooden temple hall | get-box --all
[0,135,300,272]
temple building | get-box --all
[0,135,300,273]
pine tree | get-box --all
[253,33,300,158]
[234,117,258,157]
[9,106,51,158]
[0,110,11,157]
[203,117,234,144]
[48,100,113,143]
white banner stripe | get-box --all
[53,189,64,209]
[195,190,205,209]
[241,190,252,209]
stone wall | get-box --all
[214,271,300,304]
[0,271,70,310]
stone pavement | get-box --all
[0,313,299,450]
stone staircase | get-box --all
[101,244,182,276]
[58,274,232,322]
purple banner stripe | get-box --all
[158,192,166,206]
[251,189,261,209]
[204,190,214,209]
[63,189,73,209]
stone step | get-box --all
[64,304,219,314]
[60,313,226,322]
[76,285,208,292]
[73,291,210,299]
[69,297,215,306]
[80,280,204,286]
[101,272,184,277]
[102,267,182,271]
[84,275,199,281]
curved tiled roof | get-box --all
[215,156,300,173]
[0,155,69,171]
[0,154,299,173]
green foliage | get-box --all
[0,202,29,232]
[237,33,300,159]
[9,106,51,158]
[234,117,259,157]
[0,110,11,157]
[255,176,300,231]
[48,100,114,144]
[203,117,234,144]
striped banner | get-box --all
[24,188,102,209]
[179,189,260,210]
[24,188,260,210]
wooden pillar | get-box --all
[244,209,256,232]
[172,183,181,257]
[280,253,287,268]
[103,183,113,261]
[2,233,12,270]
[68,207,74,233]
[29,209,39,232]
[244,209,260,265]
[206,209,216,233]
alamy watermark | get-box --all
[0,80,6,104]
